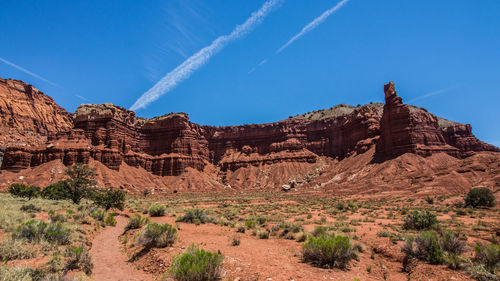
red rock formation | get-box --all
[375,81,498,157]
[441,123,498,156]
[1,78,497,188]
[0,78,73,147]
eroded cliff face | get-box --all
[0,78,73,147]
[1,79,498,189]
[376,82,498,158]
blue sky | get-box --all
[0,0,499,146]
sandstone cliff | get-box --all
[0,78,73,147]
[376,82,498,157]
[0,79,498,192]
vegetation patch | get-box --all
[148,204,166,217]
[125,214,149,231]
[402,210,438,230]
[12,219,70,245]
[137,222,177,248]
[176,209,211,224]
[465,188,495,208]
[170,245,223,281]
[302,233,357,269]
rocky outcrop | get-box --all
[441,123,498,156]
[376,82,498,157]
[0,78,73,147]
[1,78,497,180]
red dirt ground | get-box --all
[89,216,153,281]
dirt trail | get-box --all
[90,216,153,281]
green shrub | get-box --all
[46,252,65,274]
[465,188,495,208]
[231,236,240,246]
[418,232,444,265]
[12,220,70,245]
[244,220,256,229]
[41,181,71,200]
[466,263,498,281]
[474,242,500,273]
[170,245,223,281]
[256,216,267,225]
[376,230,393,238]
[64,245,93,275]
[403,210,438,230]
[42,222,71,245]
[235,223,245,233]
[91,188,125,211]
[177,209,210,223]
[401,231,444,265]
[302,233,357,269]
[295,231,308,242]
[280,222,303,239]
[137,223,177,248]
[8,183,40,200]
[440,230,466,255]
[49,213,67,223]
[125,214,149,231]
[104,214,117,226]
[444,252,466,270]
[312,226,327,237]
[12,220,47,242]
[0,239,37,261]
[20,204,41,213]
[255,228,269,239]
[90,209,106,221]
[148,204,166,217]
[0,266,45,281]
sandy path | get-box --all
[90,216,153,281]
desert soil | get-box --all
[89,216,153,281]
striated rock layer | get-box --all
[1,79,498,190]
[376,82,498,157]
[0,78,73,147]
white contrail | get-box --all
[75,94,91,102]
[276,0,350,54]
[248,0,350,74]
[407,86,457,103]
[131,0,282,111]
[248,58,268,74]
[258,59,268,66]
[0,57,58,87]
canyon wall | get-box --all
[0,78,73,147]
[1,79,498,178]
[375,82,498,157]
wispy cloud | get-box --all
[131,0,283,111]
[276,0,350,54]
[258,59,268,66]
[248,0,350,74]
[407,85,458,103]
[0,57,58,87]
[248,59,268,74]
[75,94,91,102]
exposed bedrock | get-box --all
[0,78,73,147]
[1,78,497,176]
[376,81,498,158]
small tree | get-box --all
[465,188,495,208]
[41,181,71,200]
[91,188,125,211]
[8,183,40,200]
[65,163,97,204]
